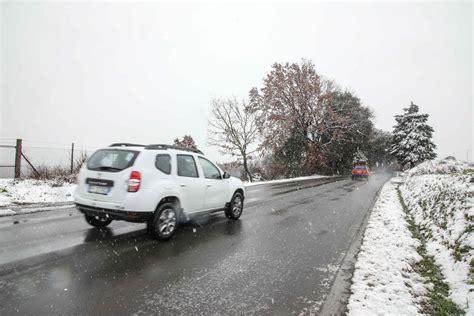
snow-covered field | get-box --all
[0,179,76,215]
[348,158,474,314]
[347,180,427,314]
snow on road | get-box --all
[347,180,427,315]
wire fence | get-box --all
[0,139,99,179]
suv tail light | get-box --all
[128,171,141,192]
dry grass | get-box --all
[24,151,88,184]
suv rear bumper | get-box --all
[76,203,154,222]
[352,174,369,179]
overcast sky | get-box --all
[1,1,473,163]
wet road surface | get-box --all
[0,174,390,315]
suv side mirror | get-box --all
[223,172,231,179]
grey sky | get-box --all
[1,1,472,163]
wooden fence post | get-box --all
[70,143,75,173]
[14,139,22,179]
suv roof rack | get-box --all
[109,143,146,147]
[145,144,204,154]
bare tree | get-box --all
[208,98,259,182]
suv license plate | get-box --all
[88,185,110,195]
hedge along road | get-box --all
[0,173,391,315]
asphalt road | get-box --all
[0,174,390,315]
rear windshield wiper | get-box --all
[97,166,122,171]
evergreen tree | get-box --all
[366,129,394,167]
[390,102,437,168]
[352,149,368,165]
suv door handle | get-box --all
[206,184,212,187]
[180,184,187,187]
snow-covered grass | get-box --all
[244,174,330,187]
[399,159,473,313]
[347,180,427,315]
[0,179,76,209]
[348,158,473,314]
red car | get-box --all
[351,165,369,180]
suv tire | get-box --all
[148,202,178,241]
[225,192,244,220]
[85,214,112,228]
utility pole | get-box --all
[70,142,75,173]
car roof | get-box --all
[101,144,205,155]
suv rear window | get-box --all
[87,149,139,172]
[155,154,171,174]
[354,165,368,170]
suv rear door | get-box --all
[78,148,140,203]
[175,154,206,213]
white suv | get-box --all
[74,143,245,240]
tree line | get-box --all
[176,59,437,181]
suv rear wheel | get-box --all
[148,202,178,241]
[225,192,244,220]
[84,214,112,228]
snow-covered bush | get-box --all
[407,157,473,176]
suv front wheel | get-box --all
[225,192,244,220]
[148,203,178,241]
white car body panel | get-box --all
[74,146,245,219]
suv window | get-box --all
[155,154,171,174]
[177,155,199,178]
[198,157,221,179]
[87,149,139,172]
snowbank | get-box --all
[0,179,76,208]
[244,175,330,187]
[347,181,427,315]
[407,157,473,176]
[0,208,15,216]
[399,159,474,313]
